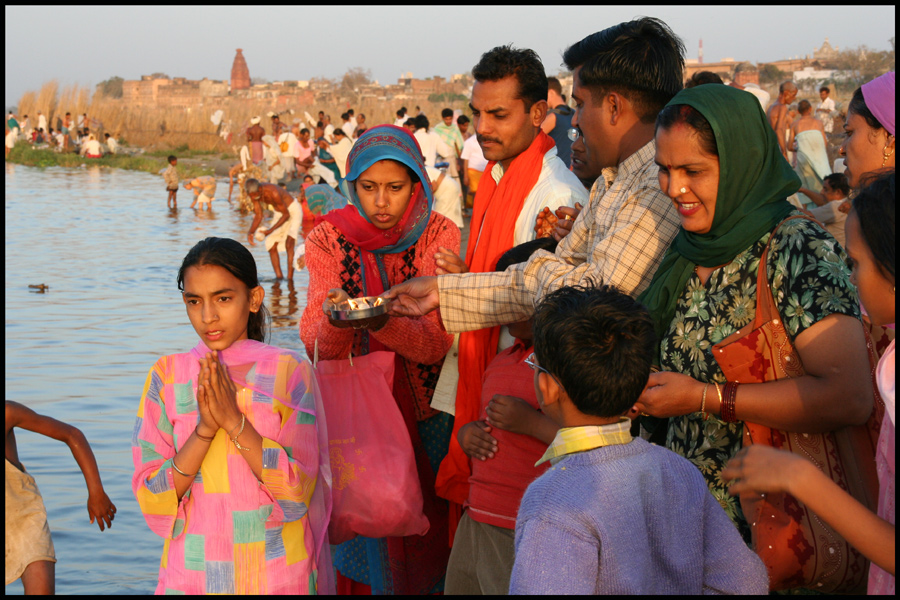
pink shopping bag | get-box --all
[314,348,430,544]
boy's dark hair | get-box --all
[300,127,309,136]
[441,108,454,119]
[472,44,548,111]
[798,99,812,115]
[824,172,850,196]
[820,86,830,94]
[456,114,470,125]
[533,283,656,418]
[168,155,177,163]
[852,171,895,282]
[562,17,685,124]
[414,114,429,130]
[496,237,558,272]
[177,237,270,343]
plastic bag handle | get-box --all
[313,337,354,367]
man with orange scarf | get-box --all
[387,19,687,549]
[432,45,587,543]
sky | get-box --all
[5,5,896,107]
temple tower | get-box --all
[231,49,250,91]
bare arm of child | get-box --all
[5,401,116,531]
[486,395,559,444]
[457,420,498,461]
[723,445,895,576]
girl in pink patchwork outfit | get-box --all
[132,237,333,594]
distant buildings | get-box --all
[231,49,251,91]
[122,76,229,107]
[682,38,845,87]
[119,39,848,110]
[119,49,471,109]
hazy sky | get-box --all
[5,5,895,107]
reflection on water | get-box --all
[4,163,310,594]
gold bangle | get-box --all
[713,382,723,415]
[700,383,710,415]
[230,414,250,452]
[227,414,244,439]
[171,458,196,477]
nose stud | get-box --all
[680,187,687,194]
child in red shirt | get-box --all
[444,238,560,595]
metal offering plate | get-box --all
[329,295,389,321]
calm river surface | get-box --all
[5,164,311,594]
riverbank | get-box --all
[5,144,217,178]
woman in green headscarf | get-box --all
[634,84,872,538]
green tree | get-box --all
[428,93,467,103]
[832,44,895,88]
[96,76,124,99]
[758,64,786,85]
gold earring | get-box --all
[882,140,895,167]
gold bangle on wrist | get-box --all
[230,413,250,452]
[700,383,710,419]
[713,382,723,415]
[227,414,244,439]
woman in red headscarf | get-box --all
[300,125,461,594]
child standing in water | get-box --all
[5,401,116,594]
[131,237,333,595]
[164,155,179,209]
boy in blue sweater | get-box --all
[510,284,768,594]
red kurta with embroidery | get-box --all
[300,212,458,421]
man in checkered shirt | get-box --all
[386,18,684,332]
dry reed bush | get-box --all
[17,80,59,128]
[19,80,468,153]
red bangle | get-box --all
[721,382,739,422]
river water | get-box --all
[5,164,311,594]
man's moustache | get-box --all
[477,135,501,144]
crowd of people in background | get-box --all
[6,14,895,597]
[5,109,117,158]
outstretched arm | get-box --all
[723,445,895,576]
[6,401,116,531]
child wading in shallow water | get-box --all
[131,237,333,595]
[5,401,117,594]
[164,155,179,209]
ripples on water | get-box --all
[5,164,310,594]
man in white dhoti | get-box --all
[788,100,831,206]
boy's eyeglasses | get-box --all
[525,352,562,388]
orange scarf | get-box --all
[435,131,555,527]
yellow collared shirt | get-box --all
[535,417,633,466]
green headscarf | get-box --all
[637,84,800,353]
